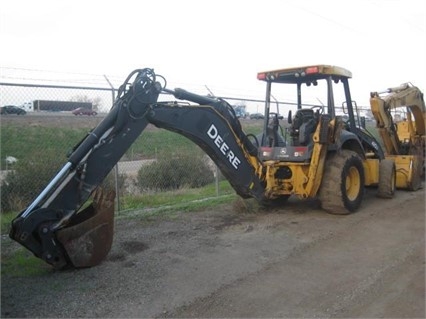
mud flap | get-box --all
[56,189,115,268]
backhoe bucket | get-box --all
[56,188,115,268]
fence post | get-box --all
[104,75,121,212]
[215,165,219,196]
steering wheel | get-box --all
[311,105,324,114]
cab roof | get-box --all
[257,65,352,84]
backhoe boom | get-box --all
[9,69,265,269]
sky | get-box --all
[1,0,425,113]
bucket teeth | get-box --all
[56,188,115,268]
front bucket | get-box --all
[56,188,115,268]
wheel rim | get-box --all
[346,166,360,201]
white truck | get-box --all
[20,100,92,112]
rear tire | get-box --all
[377,159,396,198]
[408,156,423,191]
[319,150,365,215]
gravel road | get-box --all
[1,186,425,318]
[1,113,425,318]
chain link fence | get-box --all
[1,79,380,215]
[0,82,229,214]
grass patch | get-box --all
[1,121,265,168]
[119,180,235,213]
[1,247,51,277]
[1,212,16,234]
[125,130,200,160]
[1,126,87,169]
[1,213,51,277]
[117,193,238,220]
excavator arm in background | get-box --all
[9,69,266,269]
[370,83,426,189]
[370,83,425,155]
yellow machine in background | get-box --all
[370,83,425,190]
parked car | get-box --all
[249,113,264,120]
[72,107,97,116]
[0,105,27,115]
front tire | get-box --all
[319,150,365,214]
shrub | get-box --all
[101,170,127,193]
[136,153,214,192]
[1,151,64,213]
[1,153,127,214]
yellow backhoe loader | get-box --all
[9,65,420,270]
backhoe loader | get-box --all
[9,65,408,269]
[369,83,425,190]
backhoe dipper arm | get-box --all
[9,69,266,269]
[10,69,162,269]
[370,83,426,155]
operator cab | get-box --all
[256,65,355,161]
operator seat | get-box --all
[266,114,286,147]
[256,114,286,148]
[291,109,317,146]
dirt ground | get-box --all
[1,187,425,318]
[1,114,425,318]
